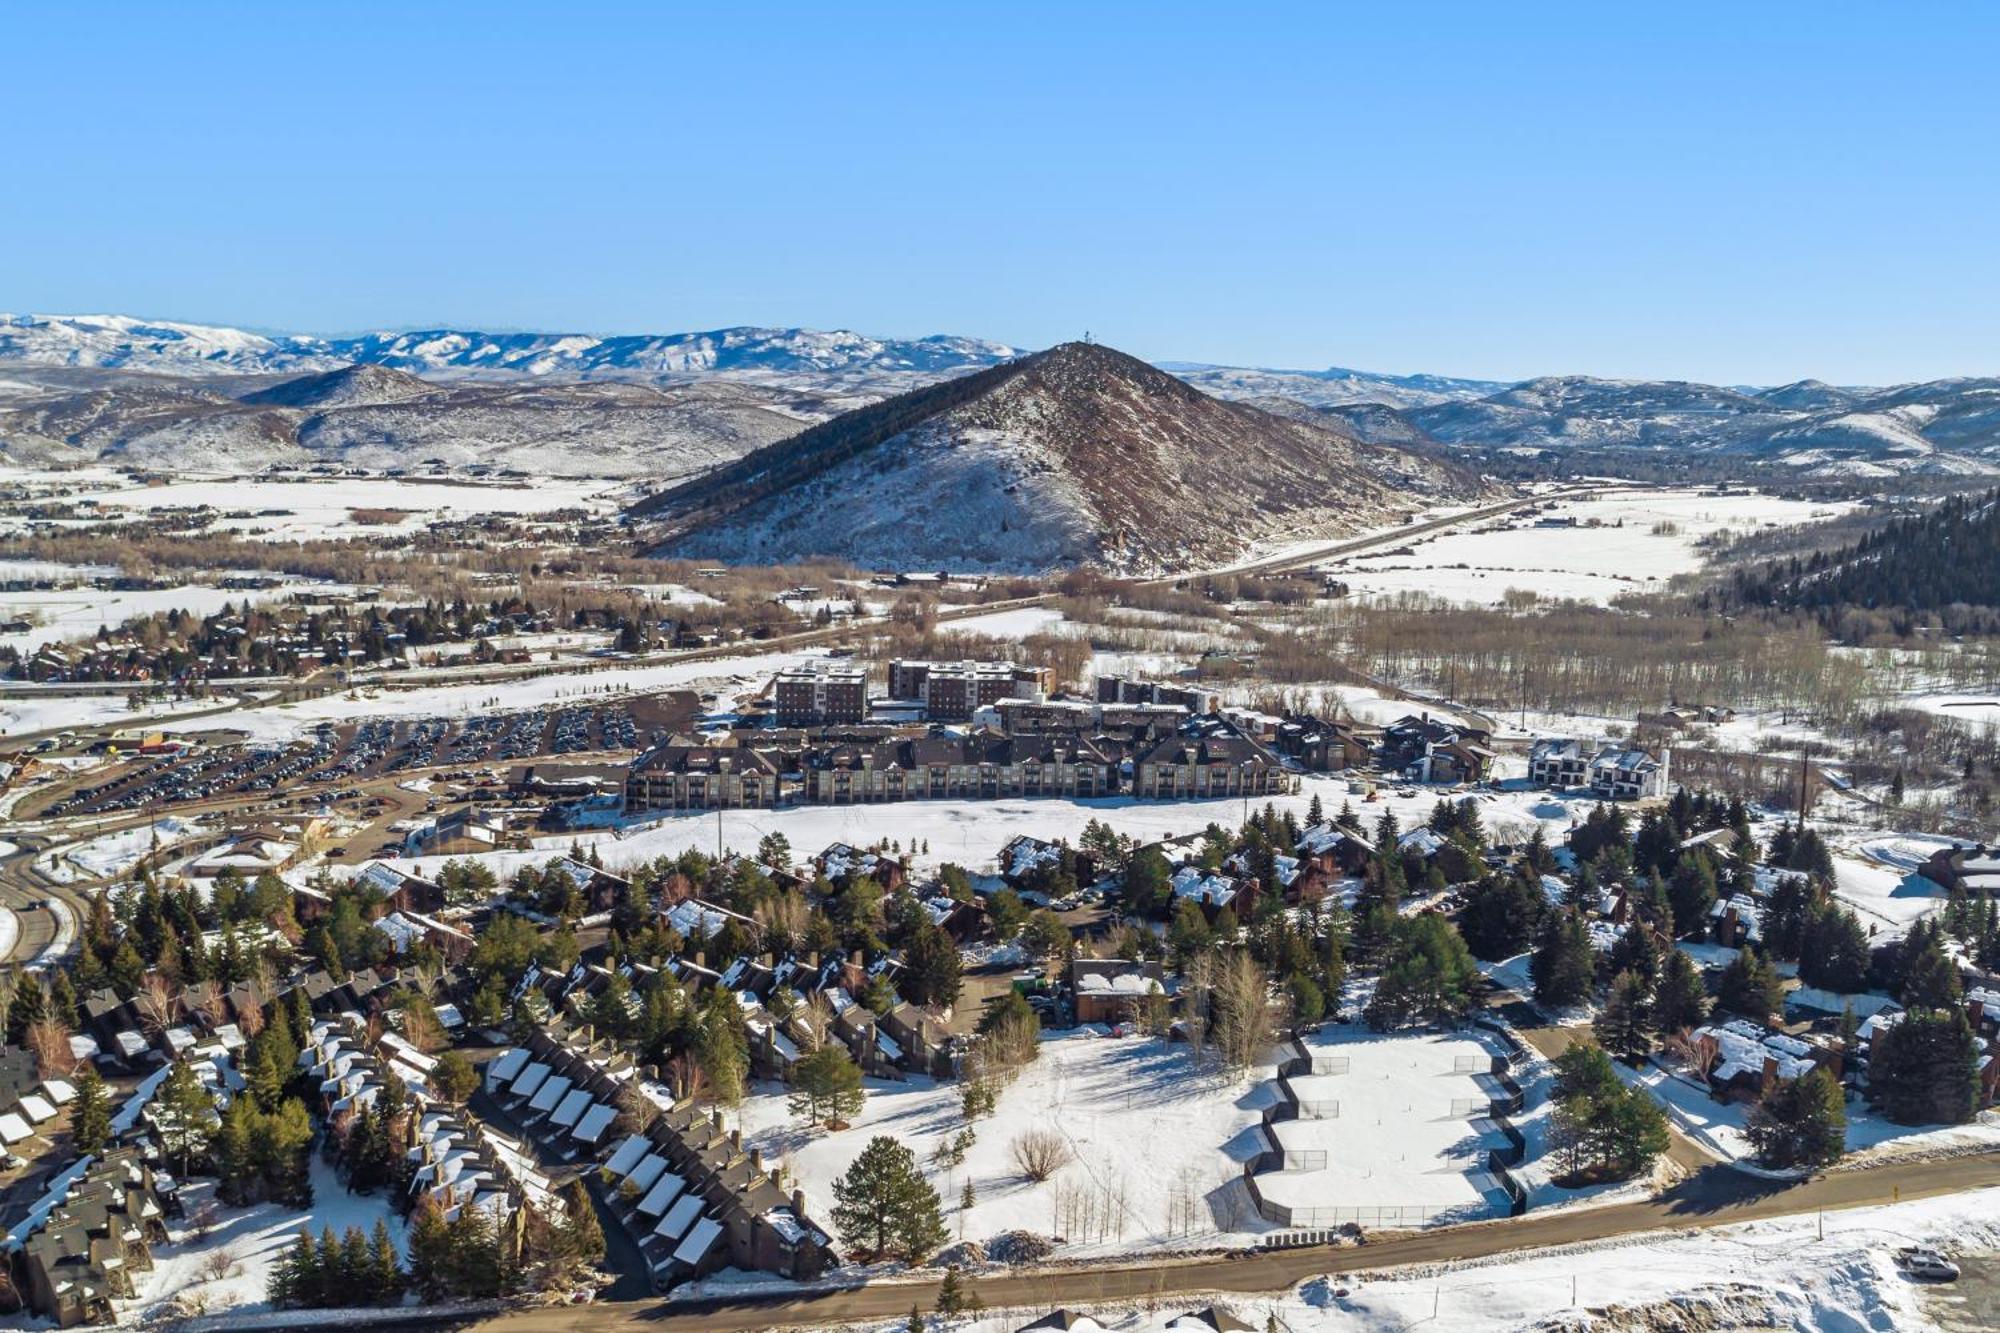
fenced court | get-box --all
[1254,1027,1521,1225]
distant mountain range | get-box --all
[631,341,1482,572]
[1,312,1996,479]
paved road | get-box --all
[477,1151,2000,1332]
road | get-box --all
[478,1151,2000,1332]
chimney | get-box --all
[750,1147,763,1172]
[792,1188,808,1217]
[694,950,705,968]
[710,1109,724,1131]
[730,1128,743,1152]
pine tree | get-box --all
[154,1058,213,1176]
[790,1045,866,1129]
[934,1264,980,1315]
[1716,947,1781,1019]
[1530,910,1595,1010]
[830,1136,948,1262]
[1593,969,1654,1064]
[407,1196,452,1300]
[370,1218,404,1304]
[269,1227,319,1307]
[70,1066,111,1157]
[907,1306,927,1333]
[1652,947,1709,1035]
[1746,1066,1846,1169]
[1306,791,1325,826]
[1869,1009,1979,1126]
[562,1179,606,1268]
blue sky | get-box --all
[5,3,1996,384]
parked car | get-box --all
[1895,1247,1960,1282]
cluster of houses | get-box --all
[5,1150,169,1327]
[486,1017,837,1288]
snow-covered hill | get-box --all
[633,341,1484,572]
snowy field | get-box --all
[38,816,209,883]
[853,1186,2000,1333]
[738,1029,1281,1257]
[163,650,820,744]
[1907,693,2000,729]
[1257,1026,1519,1226]
[1324,490,1852,607]
[940,606,1073,639]
[381,776,1596,889]
[119,1154,404,1327]
[0,581,320,655]
[48,473,626,542]
[0,688,265,738]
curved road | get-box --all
[479,1150,2000,1332]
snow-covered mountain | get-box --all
[3,312,1997,478]
[0,313,1016,385]
[1161,361,1503,411]
[631,341,1483,573]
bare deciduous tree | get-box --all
[136,973,181,1036]
[27,1015,78,1077]
[1214,952,1283,1073]
[1011,1128,1072,1182]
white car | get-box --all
[1894,1246,1960,1282]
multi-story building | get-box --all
[771,662,869,726]
[1527,737,1592,788]
[1095,673,1216,713]
[888,659,1048,721]
[1588,745,1670,801]
[17,1150,168,1327]
[625,744,783,811]
[803,734,1118,803]
[1131,733,1294,799]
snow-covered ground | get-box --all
[381,776,1597,890]
[52,474,624,543]
[0,688,266,738]
[1906,693,2000,729]
[119,1154,405,1327]
[855,1186,2000,1333]
[737,1029,1281,1257]
[940,607,1073,639]
[38,815,208,882]
[1324,490,1852,608]
[0,582,317,655]
[162,650,819,744]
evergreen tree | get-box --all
[70,1066,111,1156]
[935,1264,981,1315]
[1869,1009,1980,1126]
[1459,875,1543,961]
[562,1179,606,1268]
[269,1227,320,1307]
[1652,947,1709,1035]
[407,1197,453,1300]
[902,922,962,1009]
[789,1045,867,1128]
[830,1136,948,1262]
[1593,969,1654,1064]
[1900,935,1963,1010]
[1530,910,1595,1010]
[370,1218,405,1304]
[1363,915,1479,1029]
[1715,947,1781,1019]
[1746,1066,1847,1169]
[154,1058,213,1176]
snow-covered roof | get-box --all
[1696,1018,1817,1083]
[1170,864,1240,907]
[1398,827,1447,858]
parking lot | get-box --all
[30,702,653,818]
